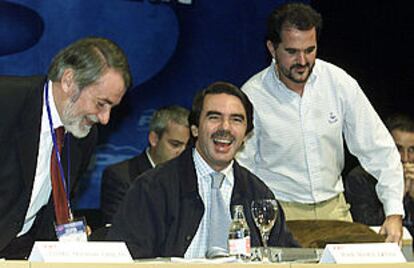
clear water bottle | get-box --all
[228,204,251,260]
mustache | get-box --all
[211,129,234,140]
[291,63,310,70]
[86,115,99,123]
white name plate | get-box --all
[29,241,133,263]
[320,243,406,264]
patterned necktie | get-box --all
[207,172,231,252]
[50,127,70,225]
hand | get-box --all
[379,215,402,246]
[404,163,414,198]
[86,225,92,236]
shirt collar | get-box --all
[193,147,234,179]
[145,147,156,168]
[270,58,318,94]
[47,80,64,129]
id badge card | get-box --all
[55,217,88,242]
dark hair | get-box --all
[48,36,132,91]
[189,81,254,135]
[149,105,190,138]
[386,113,414,133]
[267,2,322,46]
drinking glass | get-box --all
[251,199,278,261]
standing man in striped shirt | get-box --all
[236,2,403,244]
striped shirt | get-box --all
[237,59,404,217]
[184,148,234,259]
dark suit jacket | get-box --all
[107,148,298,259]
[344,165,385,225]
[0,75,97,255]
[101,151,152,223]
[345,165,414,237]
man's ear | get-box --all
[191,125,199,138]
[148,131,159,147]
[61,68,76,95]
[266,40,276,59]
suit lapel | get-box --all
[178,148,199,196]
[129,151,152,181]
[17,78,44,190]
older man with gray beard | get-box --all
[0,36,132,259]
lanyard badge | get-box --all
[44,82,88,242]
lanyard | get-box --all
[44,82,72,212]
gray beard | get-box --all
[61,100,95,138]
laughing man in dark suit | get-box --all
[107,81,298,259]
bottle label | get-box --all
[228,236,251,256]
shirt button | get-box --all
[185,235,192,241]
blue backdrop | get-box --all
[1,0,303,209]
[3,0,410,210]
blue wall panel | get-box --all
[1,0,303,209]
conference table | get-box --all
[2,261,414,268]
[2,220,413,268]
[2,242,413,268]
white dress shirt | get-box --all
[184,148,234,259]
[18,80,63,236]
[236,59,404,217]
